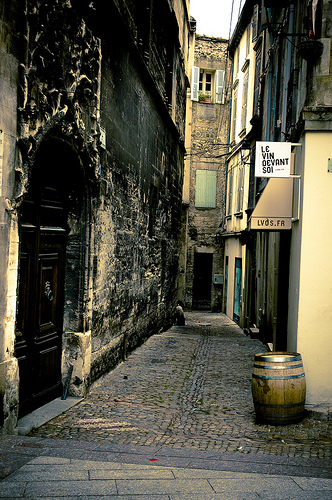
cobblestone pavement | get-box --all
[30,312,332,460]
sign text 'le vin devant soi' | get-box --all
[255,142,292,178]
[250,142,293,231]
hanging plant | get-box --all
[297,39,323,62]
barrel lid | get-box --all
[254,352,302,362]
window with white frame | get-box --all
[195,170,217,208]
[246,23,251,57]
[234,49,240,80]
[227,168,233,216]
[231,85,238,143]
[200,70,212,99]
[241,69,249,133]
[236,164,245,214]
[252,4,259,41]
[191,66,225,104]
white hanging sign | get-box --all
[255,141,291,178]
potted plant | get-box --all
[198,92,211,103]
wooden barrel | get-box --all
[252,352,306,425]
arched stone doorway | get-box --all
[15,137,91,417]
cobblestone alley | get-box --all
[29,312,332,460]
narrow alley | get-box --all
[26,312,331,459]
[1,312,331,499]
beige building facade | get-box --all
[179,31,230,311]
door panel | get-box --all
[15,188,67,417]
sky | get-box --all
[189,0,243,39]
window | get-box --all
[233,49,240,80]
[195,170,217,208]
[253,46,262,118]
[236,165,244,214]
[199,70,212,98]
[191,67,225,103]
[227,168,233,216]
[246,23,251,57]
[231,86,238,143]
[241,69,249,133]
[252,4,259,42]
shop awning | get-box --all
[249,177,293,230]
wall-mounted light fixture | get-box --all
[240,139,251,164]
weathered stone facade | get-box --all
[179,34,230,311]
[0,0,190,432]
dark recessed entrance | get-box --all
[15,138,86,417]
[192,253,213,310]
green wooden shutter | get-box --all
[215,69,225,104]
[195,170,217,208]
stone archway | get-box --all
[15,137,92,416]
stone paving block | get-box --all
[187,459,273,475]
[116,478,214,496]
[124,455,192,468]
[0,482,26,498]
[24,479,117,497]
[26,456,71,465]
[291,476,332,490]
[270,464,332,479]
[258,492,332,500]
[90,467,175,480]
[2,469,89,482]
[170,494,260,500]
[171,468,260,479]
[18,461,122,473]
[209,475,302,493]
[40,448,121,463]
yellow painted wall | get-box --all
[288,132,332,406]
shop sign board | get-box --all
[255,141,291,178]
[249,217,292,230]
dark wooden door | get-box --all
[192,253,213,310]
[15,185,67,417]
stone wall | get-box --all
[0,0,189,430]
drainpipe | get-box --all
[281,3,295,139]
[266,30,274,140]
[272,64,279,141]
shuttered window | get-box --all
[252,4,259,41]
[227,169,233,215]
[191,66,200,101]
[236,165,244,213]
[215,69,225,104]
[241,69,249,132]
[195,170,217,208]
